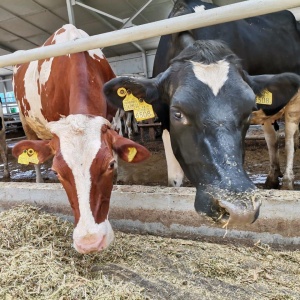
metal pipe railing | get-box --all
[0,0,300,67]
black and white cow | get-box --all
[152,0,300,187]
[245,72,300,190]
[104,40,262,226]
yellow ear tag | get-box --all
[127,147,137,162]
[117,87,155,121]
[134,100,155,121]
[18,148,39,165]
[256,90,273,105]
[118,87,139,111]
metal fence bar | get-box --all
[0,0,300,67]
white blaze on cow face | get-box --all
[47,114,114,252]
[191,60,229,96]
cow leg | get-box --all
[263,121,282,189]
[162,129,184,187]
[125,112,133,139]
[20,117,44,183]
[33,164,43,183]
[282,119,299,190]
[112,109,124,136]
[132,116,139,134]
[0,136,9,178]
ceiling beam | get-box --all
[2,0,299,68]
[0,43,14,53]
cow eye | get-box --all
[171,107,188,124]
[108,160,116,170]
[174,111,182,119]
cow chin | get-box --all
[73,220,115,254]
[195,185,261,226]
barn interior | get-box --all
[1,3,300,297]
[0,0,299,117]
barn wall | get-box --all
[107,49,156,78]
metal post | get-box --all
[66,0,76,25]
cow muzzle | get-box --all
[195,186,261,226]
[73,220,115,254]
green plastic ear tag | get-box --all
[256,90,272,105]
[117,87,155,121]
[18,148,39,165]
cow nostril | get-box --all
[214,206,230,224]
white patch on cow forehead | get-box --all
[193,5,205,12]
[48,115,111,228]
[191,60,229,96]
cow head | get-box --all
[104,40,261,227]
[12,114,150,253]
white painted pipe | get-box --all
[0,0,300,68]
[289,7,300,20]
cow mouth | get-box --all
[197,186,261,226]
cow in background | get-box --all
[153,0,300,187]
[246,72,300,190]
[0,99,9,179]
[13,24,150,254]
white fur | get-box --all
[193,5,205,12]
[22,60,51,139]
[191,60,229,96]
[162,129,184,187]
[47,114,113,246]
[53,24,104,61]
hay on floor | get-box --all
[0,205,299,300]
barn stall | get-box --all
[0,0,300,298]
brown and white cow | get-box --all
[12,24,150,254]
[246,72,300,190]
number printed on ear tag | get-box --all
[256,90,272,105]
[117,87,140,111]
[123,93,140,111]
[134,101,155,121]
[117,87,155,121]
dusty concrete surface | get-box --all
[0,182,300,247]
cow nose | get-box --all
[195,187,261,226]
[74,234,108,254]
[216,194,261,226]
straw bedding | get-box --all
[0,205,299,300]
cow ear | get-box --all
[103,76,160,109]
[12,140,54,165]
[109,130,150,163]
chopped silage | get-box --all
[0,205,299,300]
